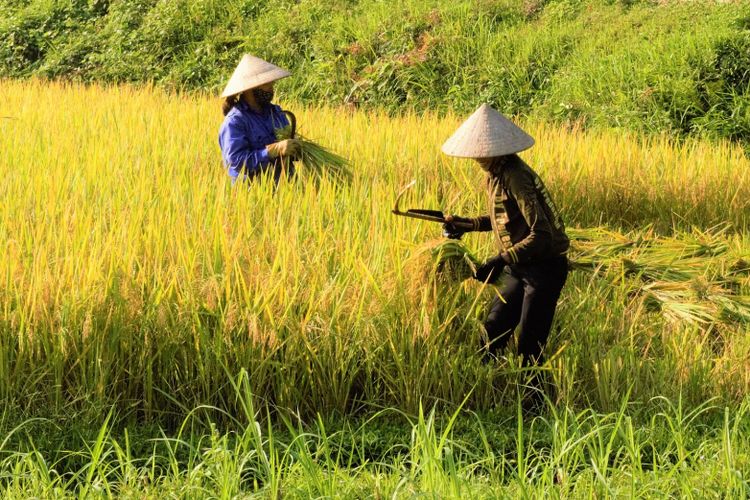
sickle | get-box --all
[391,180,472,228]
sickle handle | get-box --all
[283,110,297,139]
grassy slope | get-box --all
[1,0,749,142]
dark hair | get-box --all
[222,95,239,116]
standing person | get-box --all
[441,104,570,401]
[219,54,300,184]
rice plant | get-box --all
[275,124,352,181]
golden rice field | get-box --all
[0,79,749,421]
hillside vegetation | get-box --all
[1,0,749,144]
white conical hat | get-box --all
[441,104,534,158]
[220,54,291,98]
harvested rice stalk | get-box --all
[405,227,748,328]
[275,125,351,181]
[568,226,750,328]
[430,239,479,283]
[407,239,479,286]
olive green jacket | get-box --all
[470,155,569,265]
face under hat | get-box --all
[441,104,534,158]
[221,54,291,98]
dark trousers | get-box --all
[484,256,568,366]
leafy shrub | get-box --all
[0,0,748,146]
[0,2,71,74]
[692,31,750,143]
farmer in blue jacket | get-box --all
[218,54,299,183]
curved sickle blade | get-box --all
[391,180,473,230]
[393,180,417,215]
[391,180,447,223]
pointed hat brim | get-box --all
[441,104,534,158]
[221,54,291,98]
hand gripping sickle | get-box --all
[391,181,473,239]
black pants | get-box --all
[484,255,568,366]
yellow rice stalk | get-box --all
[569,227,750,327]
[275,125,351,181]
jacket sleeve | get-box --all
[219,115,272,178]
[501,169,553,265]
[469,216,492,232]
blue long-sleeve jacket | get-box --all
[218,100,290,182]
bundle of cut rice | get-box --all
[275,125,351,181]
[568,227,750,327]
[430,239,480,283]
[406,239,479,287]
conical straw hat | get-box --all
[441,104,534,158]
[221,54,291,98]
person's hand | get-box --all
[474,254,508,284]
[443,215,472,239]
[266,139,300,158]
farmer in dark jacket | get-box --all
[218,54,299,184]
[442,104,569,374]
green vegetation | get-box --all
[1,0,749,144]
[1,384,749,497]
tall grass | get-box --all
[0,79,748,423]
[0,382,748,497]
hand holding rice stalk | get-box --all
[275,114,351,181]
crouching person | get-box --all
[441,104,570,408]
